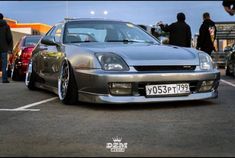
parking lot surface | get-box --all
[0,69,235,157]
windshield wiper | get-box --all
[70,41,96,43]
[106,39,155,44]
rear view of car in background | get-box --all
[9,35,41,80]
[225,48,235,77]
[211,44,234,68]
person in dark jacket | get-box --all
[0,13,13,83]
[222,0,235,16]
[196,12,216,56]
[158,12,192,47]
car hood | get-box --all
[72,43,199,66]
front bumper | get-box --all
[74,69,220,104]
[79,91,218,104]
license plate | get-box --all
[145,83,190,96]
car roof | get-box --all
[23,35,42,38]
[60,18,129,24]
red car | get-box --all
[9,35,42,80]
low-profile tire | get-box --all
[225,66,231,76]
[25,60,36,90]
[11,63,20,81]
[58,60,78,105]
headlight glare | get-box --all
[96,53,129,71]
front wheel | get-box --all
[233,64,235,78]
[225,63,232,76]
[58,60,78,105]
[25,60,36,90]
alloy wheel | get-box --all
[25,61,32,86]
[58,61,70,100]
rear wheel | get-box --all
[25,60,36,90]
[58,60,78,105]
[7,65,12,77]
[233,64,235,78]
[225,67,231,76]
[11,62,20,81]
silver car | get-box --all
[25,19,220,104]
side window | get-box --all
[50,24,63,43]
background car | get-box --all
[9,35,41,80]
[211,51,226,68]
[225,49,235,77]
[25,19,220,105]
[211,44,234,68]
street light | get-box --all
[90,11,95,15]
[103,10,108,15]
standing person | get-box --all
[157,12,192,47]
[0,13,13,83]
[222,0,235,16]
[196,12,216,56]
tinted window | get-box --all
[24,36,41,47]
[64,21,160,44]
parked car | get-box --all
[211,44,234,68]
[225,49,235,77]
[9,35,42,80]
[25,19,220,105]
[211,51,227,68]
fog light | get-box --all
[109,83,132,95]
[199,81,214,92]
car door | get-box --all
[33,26,56,83]
[39,24,65,87]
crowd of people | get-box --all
[156,12,216,56]
[0,0,234,83]
[151,0,235,55]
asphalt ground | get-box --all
[0,69,235,157]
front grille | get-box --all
[134,65,196,71]
[136,81,202,96]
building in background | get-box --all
[3,17,51,47]
[4,17,51,35]
[0,18,51,74]
[212,21,235,67]
[215,21,235,52]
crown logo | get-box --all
[112,136,122,143]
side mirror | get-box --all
[41,36,58,46]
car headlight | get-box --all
[199,52,215,71]
[96,53,129,71]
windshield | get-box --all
[63,21,160,44]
